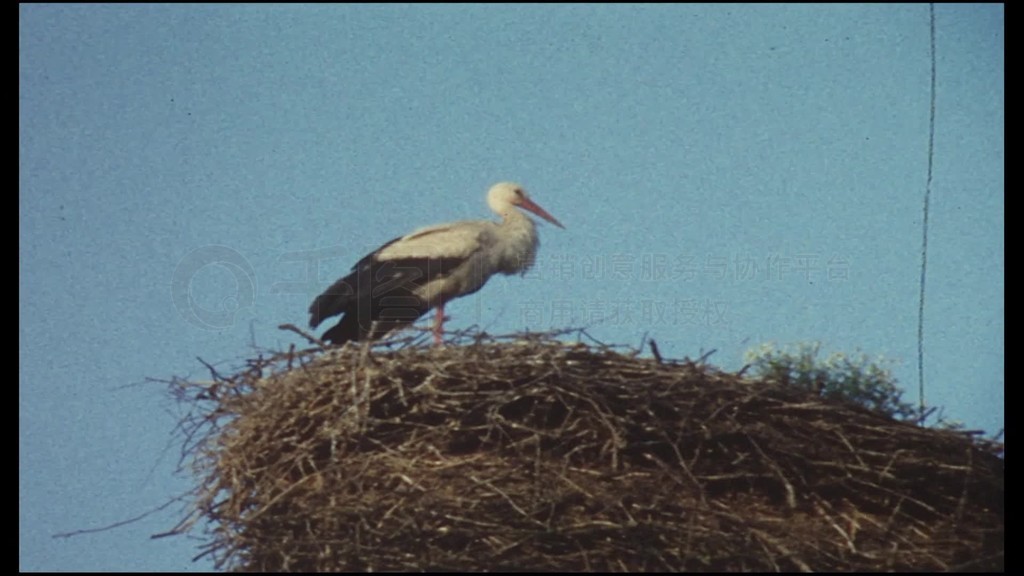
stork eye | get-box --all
[514,188,524,197]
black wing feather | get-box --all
[308,237,472,344]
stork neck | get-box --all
[491,207,540,275]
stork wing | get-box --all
[308,223,489,329]
[376,220,490,261]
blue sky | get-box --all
[20,4,1002,571]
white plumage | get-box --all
[309,182,564,345]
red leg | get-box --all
[433,303,445,345]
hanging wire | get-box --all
[917,3,937,423]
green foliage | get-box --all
[743,342,919,421]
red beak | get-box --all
[519,197,565,229]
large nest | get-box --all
[168,330,1003,572]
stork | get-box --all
[309,182,565,346]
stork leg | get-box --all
[432,303,445,346]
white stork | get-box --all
[309,182,565,345]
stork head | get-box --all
[487,182,565,229]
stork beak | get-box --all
[519,197,565,229]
